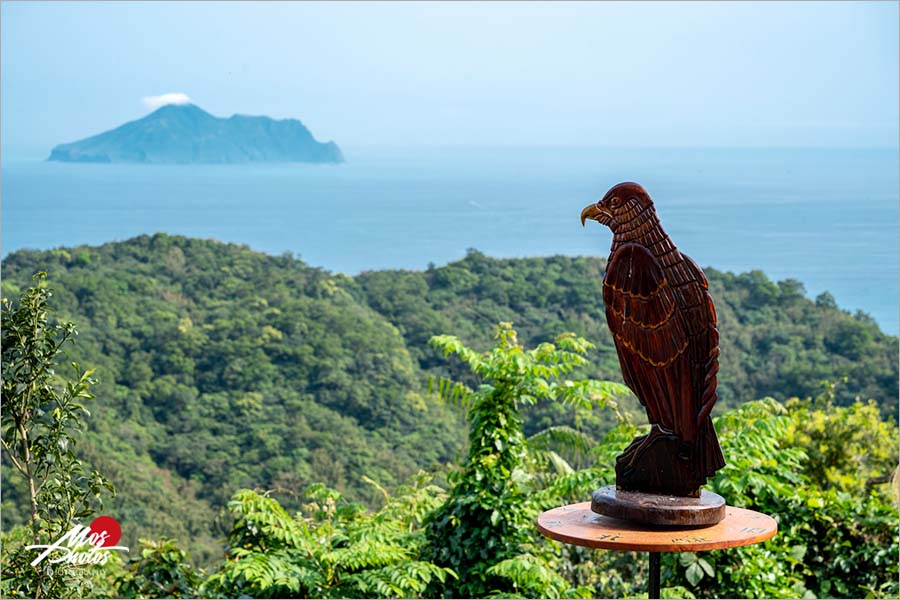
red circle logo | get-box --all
[89,516,121,547]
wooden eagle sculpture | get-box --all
[582,182,725,497]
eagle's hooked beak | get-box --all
[580,202,611,227]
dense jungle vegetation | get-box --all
[1,234,897,598]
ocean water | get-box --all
[2,146,897,334]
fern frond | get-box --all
[487,553,570,599]
[428,375,474,408]
[527,426,596,455]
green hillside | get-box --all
[2,234,896,564]
[356,250,897,415]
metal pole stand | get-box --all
[648,551,661,599]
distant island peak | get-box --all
[48,103,344,165]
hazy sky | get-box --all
[2,1,897,152]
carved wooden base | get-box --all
[591,485,726,526]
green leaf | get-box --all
[807,496,825,508]
[678,552,697,567]
[685,562,704,586]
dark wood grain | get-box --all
[582,183,725,497]
[591,485,725,526]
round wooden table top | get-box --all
[537,501,777,552]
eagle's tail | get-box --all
[697,416,726,479]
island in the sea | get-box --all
[48,103,344,164]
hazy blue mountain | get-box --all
[48,103,344,164]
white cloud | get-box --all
[143,93,192,110]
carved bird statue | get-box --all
[581,182,725,497]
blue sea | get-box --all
[2,146,898,334]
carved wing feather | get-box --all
[604,244,686,367]
[600,229,726,486]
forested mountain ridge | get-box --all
[354,249,897,414]
[1,234,896,563]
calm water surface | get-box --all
[3,146,897,333]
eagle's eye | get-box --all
[611,196,622,208]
